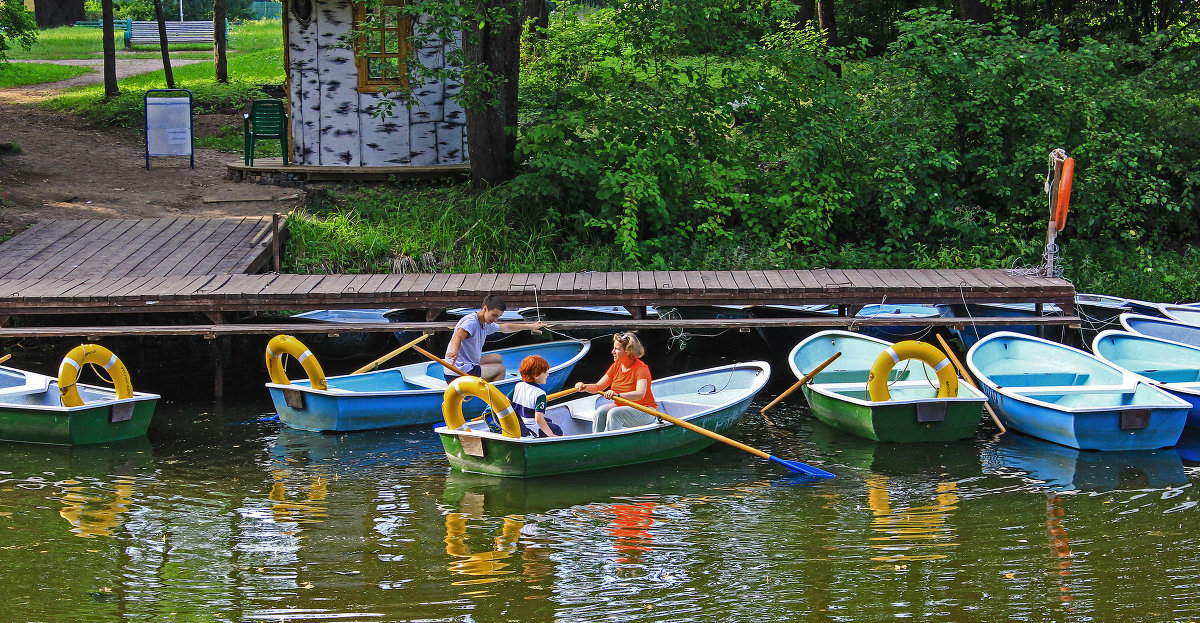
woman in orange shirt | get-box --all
[574,332,657,433]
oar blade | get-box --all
[769,455,835,478]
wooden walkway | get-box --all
[0,217,275,281]
[0,269,1076,318]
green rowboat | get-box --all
[435,361,771,477]
[790,331,986,443]
[0,363,159,445]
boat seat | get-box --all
[403,373,447,389]
[1008,384,1132,396]
[1136,367,1200,384]
[989,372,1092,387]
[656,400,710,417]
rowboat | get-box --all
[266,340,591,432]
[966,332,1190,450]
[854,304,945,342]
[986,431,1186,492]
[789,330,987,442]
[940,302,1064,348]
[0,356,159,445]
[1075,294,1134,342]
[1120,313,1200,348]
[1091,330,1200,428]
[517,306,651,342]
[1158,304,1200,326]
[289,309,401,360]
[435,361,771,477]
[652,305,758,353]
[748,304,838,361]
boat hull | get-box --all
[267,341,590,432]
[436,362,770,477]
[0,399,158,445]
[802,385,984,443]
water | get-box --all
[3,344,1200,621]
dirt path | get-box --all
[0,59,303,239]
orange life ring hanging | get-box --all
[1054,157,1073,231]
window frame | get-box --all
[353,0,412,93]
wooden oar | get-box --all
[414,345,471,378]
[0,354,10,365]
[760,352,841,415]
[609,395,835,478]
[935,333,1006,434]
[351,333,429,374]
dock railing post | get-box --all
[271,212,281,273]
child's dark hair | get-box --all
[482,294,506,311]
[519,355,550,383]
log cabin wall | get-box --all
[284,0,468,166]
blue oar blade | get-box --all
[769,455,835,478]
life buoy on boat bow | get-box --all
[866,340,959,402]
[442,376,523,438]
[265,335,328,391]
[58,344,134,407]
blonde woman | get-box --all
[574,332,658,433]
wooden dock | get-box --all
[0,217,276,280]
[0,269,1078,335]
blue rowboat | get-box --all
[1120,313,1200,348]
[966,332,1189,450]
[267,340,591,432]
[1158,304,1200,326]
[1075,294,1134,342]
[435,362,772,478]
[1091,330,1200,428]
[986,431,1186,493]
[290,309,400,360]
[854,304,945,342]
[789,330,987,442]
[939,302,1064,348]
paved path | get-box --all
[1,58,205,103]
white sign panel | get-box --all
[146,96,192,156]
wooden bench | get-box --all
[124,19,227,48]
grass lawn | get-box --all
[0,62,92,88]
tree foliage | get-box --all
[0,0,38,62]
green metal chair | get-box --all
[243,99,289,166]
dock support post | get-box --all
[271,212,281,273]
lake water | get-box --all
[3,337,1200,621]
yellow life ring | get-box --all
[58,344,134,408]
[265,335,327,391]
[442,376,521,438]
[866,340,959,401]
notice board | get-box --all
[144,89,194,169]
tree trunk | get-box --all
[153,0,175,88]
[213,0,227,82]
[522,0,547,38]
[816,0,840,76]
[101,0,118,98]
[33,0,85,28]
[791,0,814,28]
[959,0,993,23]
[463,0,522,189]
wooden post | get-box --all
[1044,156,1064,278]
[271,212,279,273]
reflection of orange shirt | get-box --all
[603,359,656,408]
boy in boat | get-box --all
[443,294,548,382]
[511,355,562,437]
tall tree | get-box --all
[153,0,175,88]
[816,0,839,76]
[959,0,992,23]
[791,0,814,28]
[462,0,523,188]
[32,0,83,28]
[213,0,227,82]
[101,0,118,98]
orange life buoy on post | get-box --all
[1054,157,1073,231]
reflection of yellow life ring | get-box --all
[265,335,327,391]
[58,344,133,408]
[442,376,521,438]
[867,340,958,401]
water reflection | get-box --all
[1045,493,1074,603]
[987,433,1187,492]
[0,438,153,539]
[866,474,960,562]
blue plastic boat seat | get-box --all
[1010,384,1131,396]
[1137,367,1200,383]
[989,372,1090,388]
